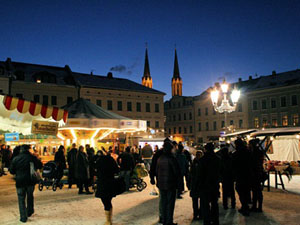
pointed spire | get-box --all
[173,48,180,78]
[143,45,151,78]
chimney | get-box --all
[272,70,276,76]
[238,78,242,82]
[107,72,113,79]
[249,76,252,80]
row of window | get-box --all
[89,99,160,113]
[147,121,160,129]
[197,120,243,131]
[16,94,74,106]
[253,114,299,128]
[169,112,193,122]
[197,104,243,117]
[167,119,244,134]
[168,126,193,135]
[252,95,298,110]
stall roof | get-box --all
[62,98,129,120]
[251,127,300,137]
[223,129,257,137]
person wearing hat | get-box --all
[156,138,180,225]
[10,145,43,223]
[198,142,221,225]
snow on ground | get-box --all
[1,174,300,225]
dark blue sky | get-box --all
[1,0,300,99]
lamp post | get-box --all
[210,80,240,133]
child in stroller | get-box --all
[38,161,64,191]
[130,163,148,192]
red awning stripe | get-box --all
[2,95,68,123]
[17,99,25,113]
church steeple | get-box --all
[142,46,153,88]
[172,48,182,96]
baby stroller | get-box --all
[38,161,64,192]
[130,163,148,192]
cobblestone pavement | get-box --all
[1,174,300,225]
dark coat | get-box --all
[220,151,234,183]
[55,149,66,171]
[156,151,180,190]
[10,151,43,188]
[232,146,252,184]
[176,152,189,176]
[75,151,90,180]
[67,148,77,177]
[2,148,12,168]
[95,155,119,198]
[251,149,265,183]
[197,151,221,195]
[149,149,163,182]
[189,158,202,197]
[117,152,135,171]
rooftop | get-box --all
[0,58,165,95]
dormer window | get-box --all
[33,71,56,84]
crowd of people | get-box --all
[149,138,266,225]
[5,137,266,225]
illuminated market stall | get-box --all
[0,94,68,162]
[58,98,147,149]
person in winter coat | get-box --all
[86,146,95,186]
[232,138,252,216]
[75,146,92,194]
[219,145,236,210]
[67,143,77,188]
[54,145,66,183]
[95,152,119,225]
[10,145,43,223]
[149,145,164,223]
[156,139,180,225]
[198,143,221,225]
[190,150,204,221]
[175,144,189,199]
[131,146,142,165]
[249,139,265,212]
[117,147,135,191]
[141,143,153,171]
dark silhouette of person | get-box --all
[67,143,77,188]
[219,144,236,210]
[175,144,188,199]
[249,139,265,212]
[232,138,252,216]
[198,143,221,225]
[95,151,119,225]
[156,139,180,225]
[75,146,92,194]
[10,145,43,223]
[189,150,204,221]
[117,147,135,191]
[54,145,66,184]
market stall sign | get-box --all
[4,132,19,141]
[31,120,58,136]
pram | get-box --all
[130,163,148,192]
[38,161,64,191]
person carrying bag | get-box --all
[95,151,121,225]
[10,145,43,223]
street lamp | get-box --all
[210,80,240,131]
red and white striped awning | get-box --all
[3,95,68,123]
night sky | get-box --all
[1,0,300,99]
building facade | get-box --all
[0,57,165,131]
[165,68,300,144]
